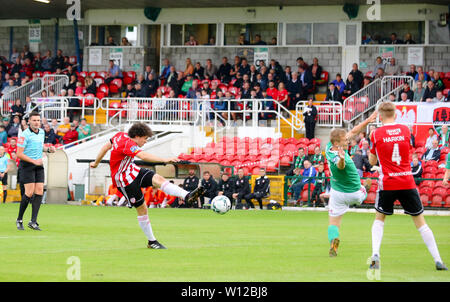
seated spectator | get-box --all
[180,74,193,96]
[252,34,267,45]
[84,76,97,95]
[287,147,309,176]
[363,76,372,87]
[193,62,205,80]
[136,73,147,85]
[289,160,317,203]
[298,65,313,98]
[6,137,17,155]
[43,123,58,144]
[276,82,289,107]
[439,125,449,148]
[238,34,250,45]
[7,116,20,138]
[372,57,385,76]
[250,64,259,84]
[422,140,440,162]
[134,83,147,98]
[266,80,278,99]
[10,99,25,120]
[349,139,358,156]
[124,83,136,98]
[24,96,38,115]
[390,32,403,44]
[352,149,371,177]
[343,73,359,97]
[325,82,341,103]
[41,50,53,71]
[399,92,412,102]
[308,57,322,81]
[0,125,7,146]
[431,90,446,103]
[184,58,194,76]
[21,57,34,78]
[373,67,385,80]
[18,118,28,137]
[296,57,309,70]
[159,58,171,83]
[411,154,422,185]
[199,171,217,208]
[62,123,79,146]
[259,90,274,121]
[204,59,217,80]
[185,35,199,46]
[244,168,270,210]
[204,37,216,46]
[11,57,22,75]
[74,118,89,141]
[422,81,437,102]
[310,163,328,207]
[146,73,159,96]
[121,37,132,46]
[57,117,71,138]
[217,57,232,84]
[67,89,80,121]
[332,74,345,94]
[229,56,241,79]
[217,172,235,206]
[106,36,116,46]
[397,82,414,101]
[2,79,17,95]
[432,72,444,91]
[413,81,425,102]
[105,60,123,84]
[415,66,430,81]
[51,49,65,71]
[238,58,251,77]
[385,58,401,75]
[350,63,364,88]
[310,146,325,168]
[64,74,78,92]
[404,33,416,44]
[406,64,418,79]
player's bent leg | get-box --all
[152,173,204,206]
[135,203,167,250]
[328,215,342,257]
[412,214,447,270]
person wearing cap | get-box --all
[232,168,251,209]
[244,168,270,210]
[62,123,79,146]
[217,171,235,207]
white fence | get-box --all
[1,78,43,115]
[296,101,343,127]
[343,78,382,123]
[381,75,415,101]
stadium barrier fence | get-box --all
[295,101,343,127]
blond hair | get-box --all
[378,101,395,119]
[330,129,346,145]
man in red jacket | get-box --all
[62,123,79,146]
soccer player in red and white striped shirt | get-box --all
[90,123,204,249]
[368,102,447,271]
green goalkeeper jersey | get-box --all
[325,142,361,193]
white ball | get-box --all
[211,195,231,215]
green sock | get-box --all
[328,225,339,243]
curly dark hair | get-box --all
[128,122,153,138]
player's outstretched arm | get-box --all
[90,141,112,168]
[136,151,179,164]
[346,110,378,141]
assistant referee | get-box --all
[16,112,55,231]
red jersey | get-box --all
[370,123,416,191]
[109,132,142,188]
[7,145,17,156]
[266,88,278,100]
[276,89,288,102]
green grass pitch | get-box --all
[0,203,449,282]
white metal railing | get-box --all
[343,78,381,123]
[1,78,43,115]
[296,101,343,127]
[30,74,69,99]
[380,75,415,102]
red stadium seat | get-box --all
[420,194,431,206]
[365,192,376,204]
[314,71,329,86]
[431,195,443,207]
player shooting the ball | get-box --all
[90,122,205,249]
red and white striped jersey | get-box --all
[109,132,142,188]
[370,123,416,191]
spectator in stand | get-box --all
[222,91,238,124]
[372,57,385,77]
[254,73,267,91]
[77,118,91,143]
[204,37,216,46]
[422,80,437,102]
[310,145,325,168]
[308,57,323,82]
[416,72,428,89]
[50,118,59,133]
[385,58,401,75]
[135,74,146,86]
[62,123,79,146]
[360,140,371,157]
[52,49,65,72]
[1,73,10,90]
[289,161,316,205]
[0,126,7,146]
[217,172,235,206]
[201,80,211,95]
[180,74,193,96]
[422,140,440,162]
[373,67,385,80]
[244,168,270,210]
[10,47,19,63]
[2,78,17,95]
[343,73,359,98]
[41,50,53,71]
[11,57,22,75]
[349,139,358,156]
[57,116,71,138]
[252,34,267,45]
[121,37,132,46]
[193,62,205,80]
[204,59,217,80]
[199,171,217,208]
[10,151,19,168]
[84,76,97,95]
[10,99,25,121]
[43,123,58,145]
[389,32,402,44]
[269,59,283,80]
[106,36,116,46]
[7,116,20,138]
[438,125,449,148]
[288,147,309,176]
[425,128,438,149]
[404,33,416,44]
[431,90,446,103]
[146,73,159,97]
[64,74,78,92]
[325,82,341,103]
[408,126,416,148]
[6,137,17,156]
[183,168,199,194]
[350,63,364,88]
[21,58,34,78]
[407,64,418,79]
[143,65,156,80]
[331,73,345,94]
[258,90,274,121]
[238,34,250,45]
[266,80,278,100]
[2,118,11,135]
[287,72,302,108]
[66,65,76,79]
[159,58,171,82]
[23,45,33,61]
[411,153,422,186]
[105,60,123,84]
[415,66,430,81]
[249,64,259,84]
[428,69,435,81]
[298,65,313,99]
[166,66,178,92]
[67,89,80,121]
[399,92,411,102]
[352,149,371,178]
[276,82,289,107]
[432,72,444,91]
[229,56,241,79]
[296,57,309,70]
[134,83,147,98]
[310,163,328,207]
[185,35,199,46]
[413,81,425,102]
[253,83,263,98]
[303,98,317,140]
[124,83,136,98]
[238,58,250,77]
[18,118,28,137]
[184,58,194,76]
[24,96,37,116]
[186,79,200,99]
[217,57,232,84]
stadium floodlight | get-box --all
[34,0,51,3]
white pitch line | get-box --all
[0,236,48,239]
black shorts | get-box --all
[19,162,45,184]
[118,168,155,208]
[375,189,424,216]
[0,172,7,186]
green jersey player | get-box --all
[325,111,377,257]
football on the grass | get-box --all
[211,195,231,214]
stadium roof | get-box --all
[2,0,448,19]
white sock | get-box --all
[372,220,384,257]
[117,196,127,206]
[106,195,116,206]
[161,198,168,208]
[161,181,189,199]
[418,224,442,263]
[137,215,156,241]
[150,203,156,208]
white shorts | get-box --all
[328,186,367,217]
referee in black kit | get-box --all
[16,112,56,231]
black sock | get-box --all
[3,190,6,203]
[31,194,43,223]
[17,194,33,221]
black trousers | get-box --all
[305,121,316,140]
[200,191,217,207]
[244,192,266,209]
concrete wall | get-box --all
[359,45,450,75]
[160,46,342,76]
